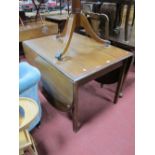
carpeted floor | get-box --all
[31,67,135,155]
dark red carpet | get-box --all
[31,68,135,155]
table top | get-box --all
[19,20,57,32]
[23,33,132,82]
[19,20,58,42]
[25,10,68,18]
[46,14,68,22]
[19,97,39,131]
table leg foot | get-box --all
[119,92,123,98]
[73,120,81,132]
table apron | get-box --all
[76,60,124,87]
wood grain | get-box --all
[23,33,132,81]
[23,45,74,110]
[19,21,58,42]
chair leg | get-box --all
[113,3,120,29]
[125,4,132,41]
[131,5,135,27]
[29,134,38,155]
[118,4,124,27]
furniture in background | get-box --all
[19,6,58,42]
[82,2,94,12]
[45,14,68,33]
[110,0,135,41]
[19,97,39,155]
[82,0,135,41]
[108,0,135,41]
[19,10,58,58]
[125,0,135,41]
[99,2,116,36]
[32,0,48,22]
[19,11,29,26]
[84,12,110,40]
[81,1,135,52]
[19,62,41,131]
[19,20,58,42]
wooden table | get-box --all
[23,33,133,132]
[45,14,68,33]
[19,21,58,42]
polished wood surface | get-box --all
[23,47,74,110]
[19,21,58,42]
[50,0,106,60]
[72,0,81,13]
[23,33,131,81]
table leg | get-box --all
[32,0,42,22]
[118,4,124,27]
[60,21,66,33]
[118,57,133,96]
[30,134,38,155]
[72,84,80,132]
[114,3,120,29]
[125,4,132,41]
[114,60,128,103]
[132,5,135,27]
[35,9,39,22]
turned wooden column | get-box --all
[72,0,81,13]
[55,0,106,60]
[32,0,44,22]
